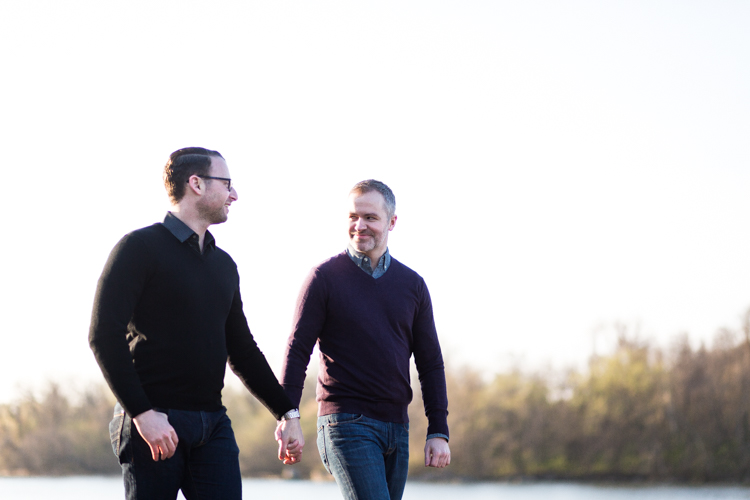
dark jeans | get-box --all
[109,403,241,500]
[317,413,410,500]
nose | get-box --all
[229,186,238,201]
[354,217,366,231]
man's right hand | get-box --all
[132,409,179,461]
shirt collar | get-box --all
[163,212,216,250]
[346,244,391,277]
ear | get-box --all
[389,214,397,231]
[186,175,204,196]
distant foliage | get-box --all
[406,318,750,482]
[0,384,118,475]
[3,312,750,481]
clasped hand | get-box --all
[275,417,305,465]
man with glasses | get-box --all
[90,147,304,500]
[281,180,450,500]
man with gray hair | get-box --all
[281,179,450,500]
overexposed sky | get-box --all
[1,1,749,403]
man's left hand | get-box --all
[424,437,450,468]
[274,418,305,465]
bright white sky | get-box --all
[1,1,748,403]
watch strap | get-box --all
[280,408,300,420]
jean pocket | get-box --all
[316,425,331,474]
[326,413,363,427]
[108,410,125,459]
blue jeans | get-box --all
[109,403,241,500]
[317,413,410,500]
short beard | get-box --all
[350,232,379,253]
[197,200,227,225]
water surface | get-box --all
[0,476,747,499]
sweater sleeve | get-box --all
[412,279,450,439]
[225,284,295,420]
[280,267,328,407]
[88,234,154,418]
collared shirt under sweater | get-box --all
[281,251,449,439]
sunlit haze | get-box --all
[1,1,748,403]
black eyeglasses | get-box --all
[189,175,232,191]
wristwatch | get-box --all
[279,408,300,421]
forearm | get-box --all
[280,268,327,406]
[229,345,295,420]
[280,337,316,407]
[225,287,295,418]
[89,329,152,417]
[416,359,448,437]
[424,402,449,438]
[89,234,153,417]
[413,287,449,438]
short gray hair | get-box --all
[350,179,396,218]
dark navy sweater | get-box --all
[89,214,294,419]
[281,252,449,438]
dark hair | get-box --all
[350,179,396,218]
[163,147,224,203]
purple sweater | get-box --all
[281,252,449,438]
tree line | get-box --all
[2,315,750,482]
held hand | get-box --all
[274,418,305,465]
[424,437,450,468]
[132,409,179,461]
